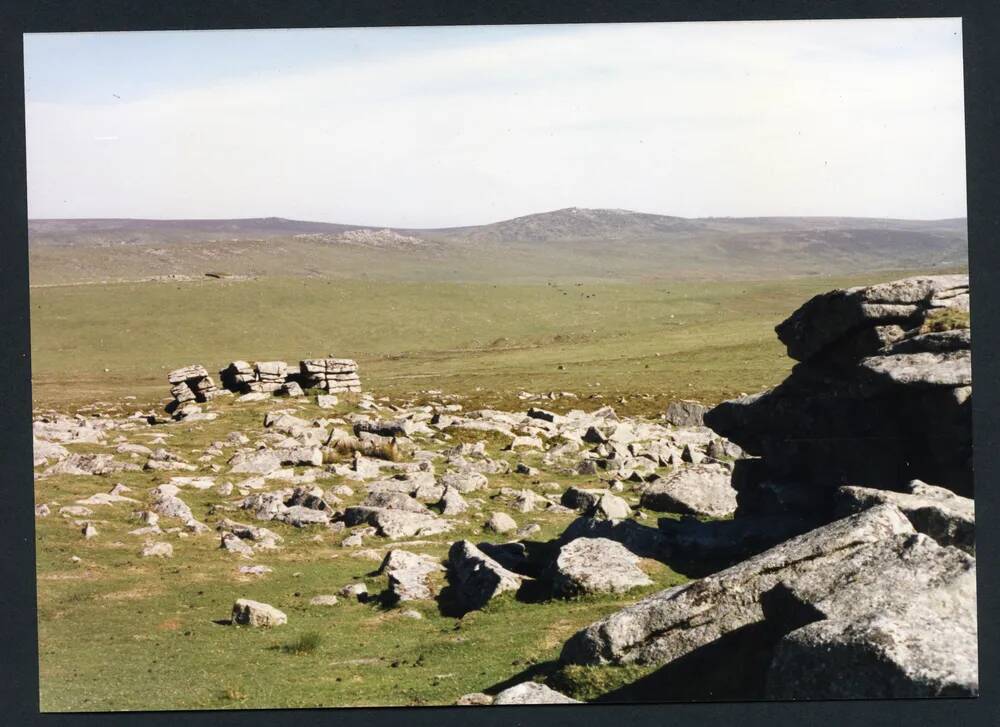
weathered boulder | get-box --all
[664,400,708,427]
[559,504,977,699]
[548,537,652,596]
[558,517,668,559]
[485,512,518,534]
[437,486,469,515]
[705,275,973,514]
[587,492,632,520]
[639,463,737,518]
[228,450,282,475]
[378,550,444,602]
[492,682,581,705]
[342,506,452,539]
[447,540,524,611]
[774,275,968,363]
[439,470,488,493]
[834,480,974,554]
[560,486,607,512]
[231,599,287,627]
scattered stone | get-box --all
[640,463,737,518]
[239,565,273,576]
[492,682,581,705]
[456,692,494,705]
[309,595,339,606]
[378,550,444,602]
[82,523,98,539]
[231,599,287,627]
[664,400,708,427]
[485,512,517,534]
[141,541,173,558]
[338,583,368,601]
[549,537,652,596]
[447,540,524,611]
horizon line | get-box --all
[26,207,970,230]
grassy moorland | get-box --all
[28,272,935,413]
[30,267,962,711]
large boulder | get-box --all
[834,480,974,554]
[342,506,452,539]
[447,540,524,611]
[378,550,444,603]
[705,275,972,515]
[774,275,968,363]
[559,505,977,699]
[663,400,708,427]
[492,682,581,705]
[231,599,287,627]
[640,463,737,518]
[548,537,652,596]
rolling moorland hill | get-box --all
[27,208,968,285]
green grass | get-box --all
[920,307,970,333]
[31,268,959,711]
[34,395,690,711]
[29,272,935,412]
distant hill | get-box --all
[27,208,968,285]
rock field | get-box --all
[32,274,976,706]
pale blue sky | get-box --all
[24,19,966,226]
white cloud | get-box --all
[25,19,966,224]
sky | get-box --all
[23,19,966,226]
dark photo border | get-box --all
[1,1,997,726]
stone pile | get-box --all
[300,358,361,393]
[705,274,972,520]
[166,365,221,418]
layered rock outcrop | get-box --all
[705,275,972,519]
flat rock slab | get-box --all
[640,463,737,518]
[859,350,972,387]
[559,504,977,699]
[343,507,452,539]
[835,480,974,554]
[549,537,652,596]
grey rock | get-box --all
[664,400,708,427]
[560,505,977,699]
[485,512,518,534]
[228,449,282,474]
[835,480,974,553]
[439,470,488,493]
[640,464,737,518]
[859,350,972,387]
[141,541,173,558]
[277,505,331,527]
[231,599,287,627]
[549,537,652,596]
[342,506,452,539]
[378,550,444,602]
[492,682,581,705]
[587,493,632,520]
[447,540,524,610]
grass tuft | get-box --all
[920,307,970,334]
[282,631,323,655]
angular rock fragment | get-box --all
[447,540,524,611]
[639,463,737,518]
[549,537,652,596]
[231,599,287,627]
